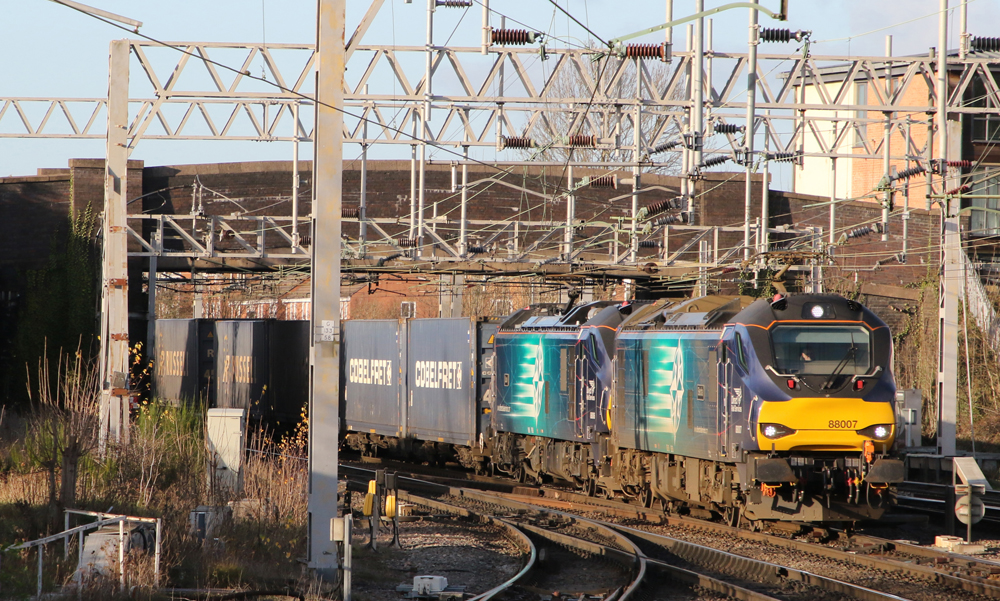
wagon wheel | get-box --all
[514,464,527,484]
[586,478,598,498]
[640,487,653,509]
[724,505,740,528]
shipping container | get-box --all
[152,318,309,426]
[153,319,202,403]
[342,319,402,437]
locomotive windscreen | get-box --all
[771,325,871,375]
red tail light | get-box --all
[855,380,865,391]
[787,379,796,389]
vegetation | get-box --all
[0,351,313,598]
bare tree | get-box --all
[520,48,688,175]
[25,344,100,514]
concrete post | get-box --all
[99,39,132,451]
[309,0,345,577]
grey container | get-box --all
[405,318,494,446]
[342,319,402,437]
[153,319,202,404]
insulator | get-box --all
[654,213,688,226]
[436,0,472,6]
[759,28,793,43]
[588,174,617,188]
[568,134,597,147]
[947,184,972,195]
[698,155,731,169]
[947,160,973,168]
[720,266,739,274]
[501,136,535,149]
[467,245,487,254]
[623,43,668,60]
[638,240,661,249]
[890,165,926,181]
[644,197,682,217]
[970,37,1000,53]
[713,122,744,135]
[845,223,885,241]
[491,29,536,45]
[342,207,359,219]
[650,140,681,154]
[767,152,797,162]
[395,237,417,248]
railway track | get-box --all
[342,464,1000,601]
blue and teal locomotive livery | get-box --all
[339,292,904,524]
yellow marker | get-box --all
[488,334,495,344]
[363,492,375,516]
[385,494,397,518]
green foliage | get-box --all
[737,268,777,298]
[8,202,99,405]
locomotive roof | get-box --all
[733,293,888,330]
[498,300,626,332]
[620,295,754,331]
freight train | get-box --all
[340,292,904,524]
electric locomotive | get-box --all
[611,293,903,523]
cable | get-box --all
[544,0,609,48]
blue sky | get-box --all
[1,0,993,185]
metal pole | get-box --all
[292,102,301,250]
[343,517,353,601]
[460,144,468,256]
[566,166,575,258]
[881,35,893,242]
[963,257,976,456]
[64,512,70,561]
[937,0,959,457]
[743,0,758,261]
[309,0,345,577]
[360,95,368,248]
[417,118,427,257]
[632,56,641,264]
[693,0,704,168]
[760,111,770,255]
[481,0,489,55]
[959,0,968,59]
[903,116,912,262]
[425,0,434,120]
[154,518,161,587]
[37,545,43,599]
[665,0,673,46]
[683,24,693,214]
[99,39,132,452]
[409,114,417,239]
[830,132,837,245]
[118,519,124,592]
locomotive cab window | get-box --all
[771,325,871,375]
[734,333,748,371]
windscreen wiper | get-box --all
[822,345,857,390]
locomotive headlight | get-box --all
[760,423,796,439]
[857,424,893,441]
[810,305,825,318]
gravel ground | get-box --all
[348,497,522,601]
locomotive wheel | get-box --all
[640,487,653,509]
[724,505,739,528]
[586,478,597,498]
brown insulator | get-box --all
[567,134,596,147]
[491,29,536,45]
[395,237,417,248]
[947,184,972,195]
[623,43,668,60]
[644,197,681,217]
[947,160,973,168]
[588,174,617,188]
[342,207,359,219]
[501,136,535,149]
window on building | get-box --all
[970,168,1000,236]
[970,77,1000,143]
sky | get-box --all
[1,0,996,187]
